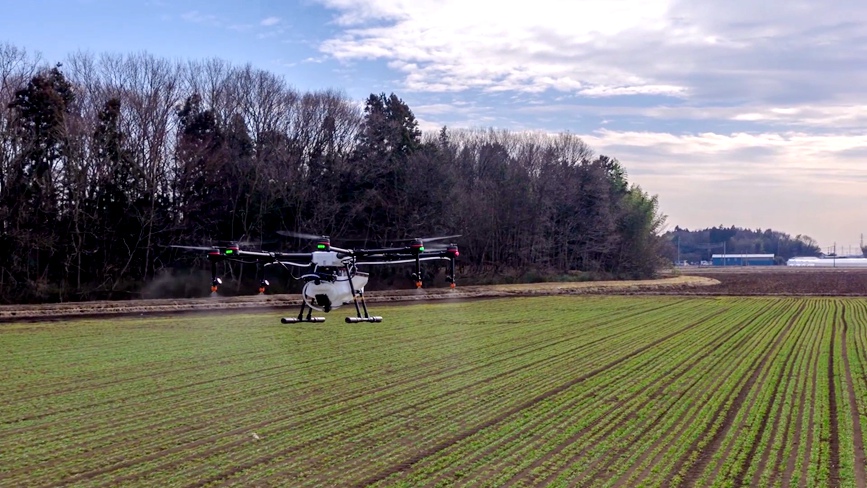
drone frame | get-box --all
[178,236,459,324]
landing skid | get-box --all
[281,316,325,324]
[280,288,382,324]
[345,289,381,323]
[346,316,382,323]
[281,300,326,324]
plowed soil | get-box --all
[675,267,867,296]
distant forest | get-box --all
[0,43,667,303]
[664,226,825,264]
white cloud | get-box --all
[180,10,221,27]
[579,129,867,247]
[260,16,281,26]
[316,0,685,95]
[314,0,867,106]
[578,85,687,98]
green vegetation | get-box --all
[1,296,865,486]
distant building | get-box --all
[711,254,775,266]
[787,256,867,268]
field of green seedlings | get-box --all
[2,296,867,487]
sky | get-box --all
[3,0,867,252]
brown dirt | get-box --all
[675,267,867,296]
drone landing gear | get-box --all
[346,291,382,323]
[280,301,326,324]
[281,316,325,324]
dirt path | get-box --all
[0,276,718,322]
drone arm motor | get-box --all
[208,254,222,293]
[447,255,457,288]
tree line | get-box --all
[0,43,667,303]
[665,226,822,264]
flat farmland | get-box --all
[2,296,867,487]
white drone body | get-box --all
[311,251,346,267]
[303,270,369,312]
[297,251,368,312]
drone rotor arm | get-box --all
[270,251,315,260]
[272,260,312,268]
[356,256,451,265]
[352,247,413,256]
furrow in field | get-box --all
[560,299,801,488]
[352,304,734,488]
[828,302,841,487]
[840,302,867,488]
[511,306,745,488]
[3,311,545,437]
[52,299,686,487]
[699,300,805,486]
[595,299,776,488]
[579,299,792,488]
[261,302,717,487]
[669,298,793,487]
[334,307,721,488]
[494,301,771,488]
[603,300,785,488]
[779,300,826,487]
[731,300,810,486]
[8,313,590,481]
[169,304,695,487]
[470,300,784,488]
[796,301,833,487]
[767,306,820,487]
[749,300,815,487]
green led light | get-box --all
[419,246,425,252]
[317,244,326,250]
[225,249,234,255]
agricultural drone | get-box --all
[171,232,460,324]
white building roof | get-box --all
[787,257,867,267]
[711,254,775,258]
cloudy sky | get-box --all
[5,0,867,252]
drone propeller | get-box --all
[168,244,217,251]
[422,234,462,243]
[276,230,327,240]
[389,234,462,243]
[233,239,276,248]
